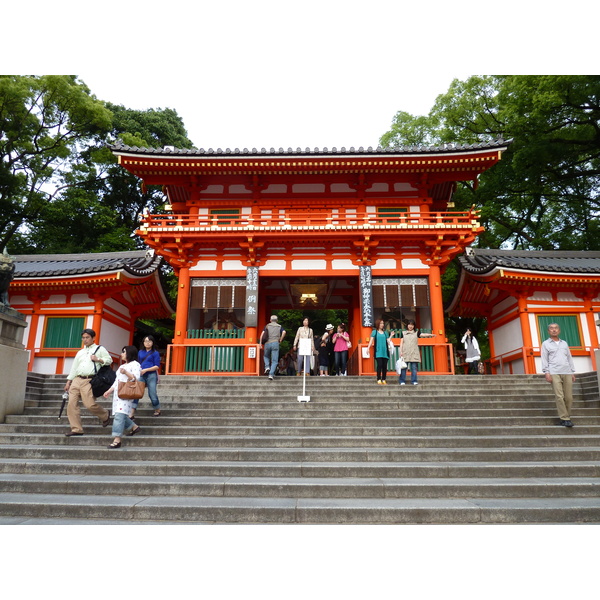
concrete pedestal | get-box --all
[0,308,28,423]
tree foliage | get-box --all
[0,75,112,252]
[381,75,600,251]
[0,76,193,255]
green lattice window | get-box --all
[537,315,582,348]
[43,317,85,348]
[377,207,408,223]
[210,208,240,225]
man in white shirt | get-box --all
[540,323,576,427]
[63,329,112,436]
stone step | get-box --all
[5,423,600,437]
[9,415,600,428]
[2,457,599,479]
[1,473,599,499]
[4,371,598,525]
[1,491,600,523]
[21,407,600,420]
[2,444,600,462]
[3,431,600,449]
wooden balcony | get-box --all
[137,210,482,239]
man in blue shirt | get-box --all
[541,323,576,427]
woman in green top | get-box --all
[366,319,395,385]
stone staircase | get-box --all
[1,372,599,524]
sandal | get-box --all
[129,409,136,420]
[108,440,121,449]
[153,410,161,417]
[127,425,141,436]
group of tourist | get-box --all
[63,329,162,449]
[64,320,578,452]
[259,316,352,377]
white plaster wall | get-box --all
[191,260,218,270]
[557,292,579,302]
[580,313,592,346]
[72,294,94,304]
[492,296,518,318]
[261,260,287,270]
[32,356,60,375]
[534,355,592,373]
[331,260,358,270]
[498,357,525,374]
[371,259,397,270]
[492,318,524,356]
[222,260,246,270]
[529,292,552,301]
[530,312,542,347]
[291,259,327,270]
[99,319,130,356]
[401,258,428,269]
[104,297,127,313]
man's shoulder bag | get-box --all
[90,346,116,397]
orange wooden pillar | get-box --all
[172,266,190,373]
[517,294,534,374]
[428,265,447,371]
[26,298,42,372]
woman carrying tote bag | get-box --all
[103,345,142,448]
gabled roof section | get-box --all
[111,139,511,194]
[13,250,162,279]
[110,139,510,157]
[459,248,600,276]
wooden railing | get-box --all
[491,346,598,375]
[166,343,260,376]
[138,210,481,233]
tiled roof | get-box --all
[110,138,510,157]
[13,250,162,278]
[459,248,600,275]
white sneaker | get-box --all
[268,375,273,380]
[400,382,405,386]
[413,382,418,385]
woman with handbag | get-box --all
[366,319,394,385]
[130,335,162,419]
[103,345,142,448]
[332,323,350,376]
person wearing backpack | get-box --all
[259,315,287,380]
[63,329,112,436]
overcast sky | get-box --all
[4,0,598,152]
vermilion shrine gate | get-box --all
[111,140,509,376]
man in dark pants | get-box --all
[63,329,112,436]
[541,323,576,427]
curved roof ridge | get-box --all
[13,249,162,278]
[460,248,600,275]
[110,138,511,157]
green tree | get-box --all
[381,75,600,251]
[10,99,193,254]
[0,75,113,252]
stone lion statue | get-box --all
[0,249,15,308]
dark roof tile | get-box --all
[13,250,162,279]
[459,248,600,275]
[110,139,511,157]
